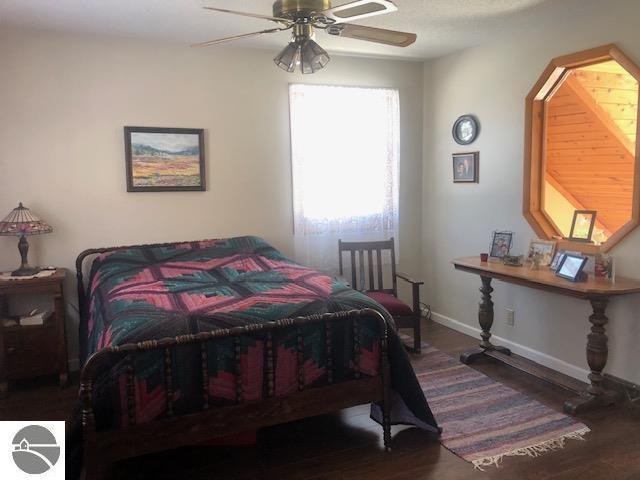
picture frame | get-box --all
[569,210,597,242]
[594,254,614,280]
[555,253,588,282]
[526,239,556,266]
[124,126,206,192]
[452,152,479,183]
[452,115,479,145]
[550,250,564,271]
[489,231,513,258]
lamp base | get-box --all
[11,235,40,276]
[11,266,41,277]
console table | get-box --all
[452,256,640,415]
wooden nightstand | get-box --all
[0,269,69,397]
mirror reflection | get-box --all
[543,59,638,244]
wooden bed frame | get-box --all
[76,243,393,479]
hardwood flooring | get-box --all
[2,320,639,479]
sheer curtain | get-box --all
[289,84,400,272]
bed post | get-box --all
[79,354,103,480]
[380,325,392,452]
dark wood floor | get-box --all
[2,320,639,479]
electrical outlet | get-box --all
[505,309,515,326]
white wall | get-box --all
[422,0,640,384]
[0,28,424,365]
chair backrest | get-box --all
[338,238,397,294]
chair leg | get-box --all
[413,316,421,354]
[411,283,422,354]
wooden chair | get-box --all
[338,238,424,353]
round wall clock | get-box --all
[452,115,479,145]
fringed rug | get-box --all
[407,339,590,469]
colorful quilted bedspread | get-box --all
[82,236,439,433]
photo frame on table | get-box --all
[555,253,588,282]
[489,231,513,258]
[595,254,614,280]
[452,152,479,183]
[526,239,556,266]
[125,126,206,192]
[569,210,597,242]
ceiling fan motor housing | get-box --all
[273,0,331,20]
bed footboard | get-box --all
[79,308,392,477]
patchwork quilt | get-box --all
[81,236,439,433]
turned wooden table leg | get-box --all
[460,275,510,364]
[564,297,619,414]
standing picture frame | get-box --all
[124,126,206,192]
[526,239,556,266]
[568,210,597,243]
[452,152,479,183]
[489,231,513,258]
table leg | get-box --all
[460,275,511,364]
[564,297,618,414]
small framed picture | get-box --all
[490,231,513,258]
[550,250,564,270]
[124,126,206,192]
[555,253,588,282]
[569,210,597,242]
[453,152,479,183]
[526,239,556,266]
[594,254,614,280]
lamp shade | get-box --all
[299,39,330,74]
[0,203,53,236]
[274,39,331,74]
[274,42,301,73]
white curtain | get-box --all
[289,84,400,272]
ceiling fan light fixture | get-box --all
[274,42,301,72]
[299,39,330,74]
[199,1,415,72]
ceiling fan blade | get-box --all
[327,24,416,47]
[318,0,397,24]
[202,6,293,26]
[191,27,288,47]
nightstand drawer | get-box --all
[4,326,59,379]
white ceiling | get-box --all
[0,0,601,59]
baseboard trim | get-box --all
[431,311,590,383]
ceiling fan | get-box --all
[192,0,417,74]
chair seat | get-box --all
[364,291,414,316]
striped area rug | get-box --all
[408,340,590,469]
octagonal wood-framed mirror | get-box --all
[524,44,640,252]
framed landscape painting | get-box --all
[124,126,205,192]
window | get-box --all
[289,84,400,235]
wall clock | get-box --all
[452,115,479,145]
